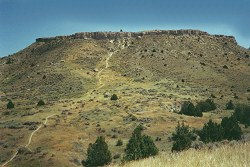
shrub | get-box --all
[7,100,14,109]
[226,100,234,110]
[171,123,196,152]
[221,116,242,140]
[196,99,216,112]
[37,100,45,106]
[111,94,118,100]
[82,136,111,167]
[6,58,13,64]
[198,120,224,143]
[180,101,202,117]
[232,104,250,126]
[124,125,158,161]
[116,139,123,146]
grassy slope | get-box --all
[111,142,250,167]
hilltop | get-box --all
[0,30,249,166]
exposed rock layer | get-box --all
[36,30,237,44]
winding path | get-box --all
[1,114,56,167]
[1,38,130,167]
[97,52,114,89]
[96,39,130,89]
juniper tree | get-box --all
[226,100,234,110]
[171,123,195,152]
[198,119,224,143]
[124,125,158,161]
[221,116,242,140]
[7,100,14,109]
[82,136,111,167]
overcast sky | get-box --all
[0,0,250,57]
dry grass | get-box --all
[111,142,250,167]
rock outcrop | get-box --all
[36,29,237,44]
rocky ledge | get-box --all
[36,29,237,44]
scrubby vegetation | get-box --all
[7,100,14,109]
[198,116,242,143]
[232,104,250,126]
[179,101,202,117]
[196,99,216,112]
[37,100,45,106]
[171,123,195,152]
[116,139,123,146]
[111,94,118,100]
[221,116,242,140]
[124,125,158,161]
[82,136,112,167]
[179,99,217,117]
[198,120,224,143]
[226,100,234,110]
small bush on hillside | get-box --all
[232,104,250,126]
[82,136,111,167]
[37,100,45,106]
[124,125,158,161]
[226,100,234,110]
[196,99,216,112]
[171,123,196,152]
[221,116,242,140]
[116,139,123,146]
[7,100,14,109]
[111,94,118,101]
[198,120,224,143]
[6,58,13,64]
[180,101,202,117]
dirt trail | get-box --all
[97,38,130,89]
[1,114,56,167]
[1,38,130,167]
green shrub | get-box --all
[226,100,234,110]
[7,100,14,109]
[124,125,158,161]
[82,136,111,167]
[198,120,224,143]
[37,100,45,106]
[6,58,13,64]
[232,104,250,126]
[171,123,196,152]
[221,116,242,140]
[116,139,123,146]
[111,94,118,100]
[180,101,202,117]
[196,99,216,112]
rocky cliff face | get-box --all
[36,29,237,44]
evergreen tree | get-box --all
[221,116,242,140]
[171,123,195,152]
[226,100,234,110]
[82,136,111,167]
[116,139,123,146]
[180,101,202,117]
[198,119,224,143]
[7,100,14,109]
[196,99,216,112]
[110,94,118,100]
[141,135,158,158]
[232,104,250,126]
[37,100,45,106]
[124,125,158,161]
